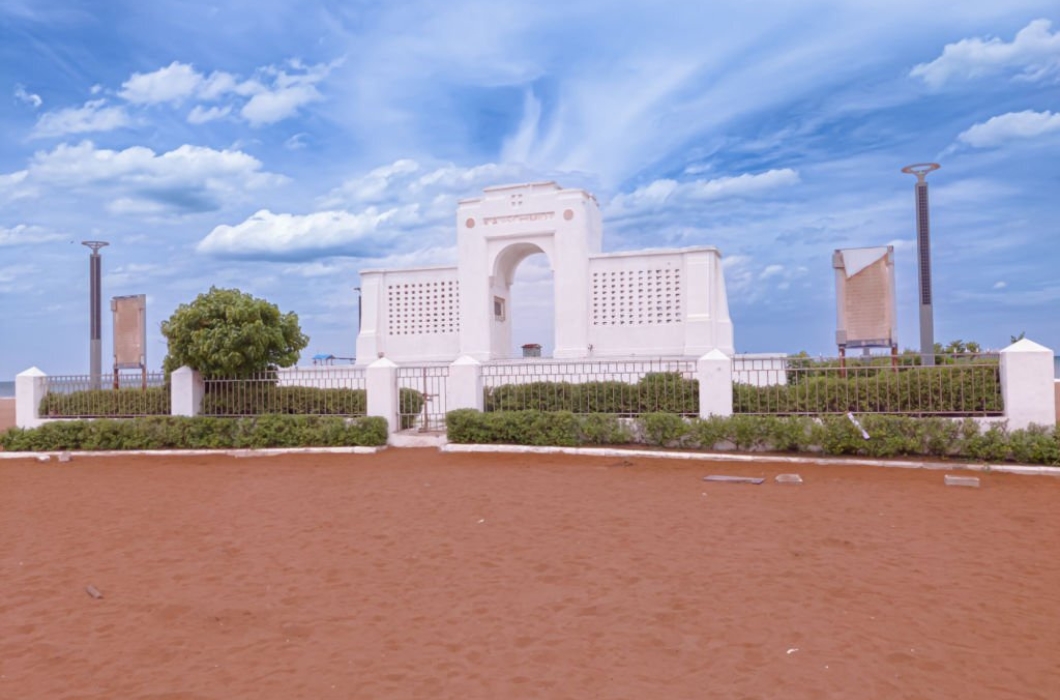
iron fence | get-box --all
[397,364,450,431]
[202,367,367,417]
[41,372,169,417]
[734,354,1003,416]
[482,358,698,416]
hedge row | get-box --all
[735,367,1003,415]
[40,387,171,417]
[484,373,698,414]
[482,367,1002,416]
[39,386,425,428]
[446,410,1060,465]
[0,415,388,451]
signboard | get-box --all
[833,247,897,349]
[111,294,146,370]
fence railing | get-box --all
[41,373,169,418]
[201,368,367,417]
[482,358,698,416]
[397,364,450,431]
[734,354,1004,416]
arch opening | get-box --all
[490,243,554,359]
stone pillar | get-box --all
[447,355,484,411]
[15,367,47,429]
[697,349,733,418]
[170,366,204,417]
[367,357,399,434]
[999,339,1056,430]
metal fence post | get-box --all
[697,350,733,418]
[367,357,400,434]
[15,367,47,429]
[170,366,204,417]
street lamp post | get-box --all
[81,241,109,388]
[901,163,940,366]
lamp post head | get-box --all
[81,240,110,254]
[901,163,940,184]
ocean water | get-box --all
[0,381,13,399]
[1055,356,1060,379]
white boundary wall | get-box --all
[14,341,1057,435]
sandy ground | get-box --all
[0,398,13,433]
[2,449,1058,699]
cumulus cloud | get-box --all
[14,84,42,108]
[608,169,800,214]
[7,141,285,215]
[911,18,1060,87]
[187,105,231,124]
[198,208,419,259]
[120,61,207,104]
[31,99,130,138]
[956,110,1060,148]
[114,58,337,126]
[198,158,542,261]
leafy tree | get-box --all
[161,287,309,378]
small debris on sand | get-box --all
[703,475,765,485]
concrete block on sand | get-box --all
[703,475,764,485]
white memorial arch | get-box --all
[355,182,733,364]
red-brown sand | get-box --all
[2,449,1058,699]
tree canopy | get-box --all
[161,287,309,378]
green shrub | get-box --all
[0,415,387,451]
[639,412,690,447]
[40,387,171,417]
[201,385,367,416]
[734,365,1002,416]
[443,410,1060,466]
[484,372,699,415]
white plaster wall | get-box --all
[587,248,734,358]
[355,265,460,365]
[733,353,789,387]
[276,366,366,389]
[480,357,696,387]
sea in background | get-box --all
[1055,356,1060,379]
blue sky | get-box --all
[2,0,1058,378]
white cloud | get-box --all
[956,110,1060,148]
[993,281,1007,289]
[9,141,285,215]
[120,61,208,104]
[31,99,130,138]
[198,208,420,259]
[241,83,321,126]
[0,224,65,246]
[14,84,42,108]
[187,104,231,124]
[608,169,800,214]
[911,18,1060,87]
[113,59,336,126]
